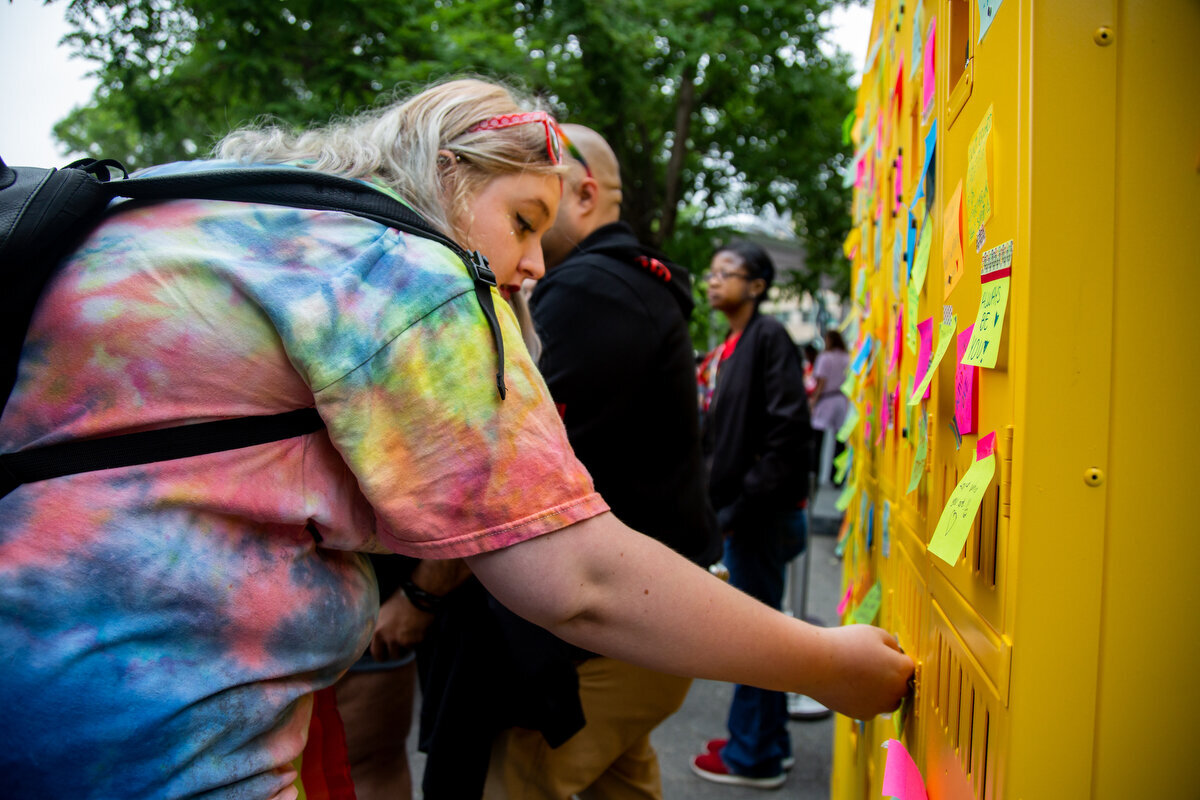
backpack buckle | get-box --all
[465,250,497,287]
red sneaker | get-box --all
[690,750,786,789]
[705,739,795,771]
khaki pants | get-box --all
[484,657,693,800]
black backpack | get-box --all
[0,156,508,499]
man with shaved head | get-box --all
[482,124,721,799]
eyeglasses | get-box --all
[703,268,751,282]
[465,110,565,166]
[558,128,593,178]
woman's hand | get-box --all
[806,625,914,720]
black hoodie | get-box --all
[531,221,720,566]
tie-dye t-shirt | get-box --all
[0,161,608,798]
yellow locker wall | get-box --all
[832,1,1200,797]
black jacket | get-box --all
[703,311,812,535]
[532,221,720,565]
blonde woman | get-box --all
[0,77,911,799]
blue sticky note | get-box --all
[866,503,876,550]
[977,0,1005,43]
[851,335,874,375]
[912,121,938,206]
[882,501,892,558]
[905,211,918,281]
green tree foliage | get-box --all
[52,0,856,294]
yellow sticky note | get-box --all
[844,226,862,260]
[965,104,995,251]
[909,312,957,405]
[961,242,1013,368]
[942,179,965,299]
[927,449,997,565]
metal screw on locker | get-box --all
[1084,468,1105,487]
[1093,26,1114,46]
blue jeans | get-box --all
[720,505,807,778]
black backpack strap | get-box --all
[107,168,508,399]
[0,407,323,499]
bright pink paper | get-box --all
[915,318,934,399]
[878,391,890,445]
[955,324,978,435]
[855,158,866,189]
[977,431,996,460]
[889,308,903,374]
[882,739,929,800]
[922,20,937,115]
[837,584,853,615]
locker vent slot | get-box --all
[932,625,996,799]
[972,484,1001,589]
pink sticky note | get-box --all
[855,158,866,189]
[922,19,937,115]
[955,325,978,435]
[837,584,853,616]
[915,318,934,399]
[889,308,903,374]
[882,739,929,800]
[878,391,890,445]
[977,431,996,460]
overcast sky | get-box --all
[1,1,873,167]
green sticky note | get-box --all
[892,691,912,739]
[928,449,998,565]
[909,313,957,405]
[834,447,854,485]
[961,275,1010,368]
[906,408,928,495]
[836,404,860,444]
[851,580,883,625]
[912,214,933,287]
[905,218,932,355]
[840,366,857,398]
[836,481,857,512]
[962,242,1013,368]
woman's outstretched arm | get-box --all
[465,511,913,721]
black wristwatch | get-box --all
[401,575,444,613]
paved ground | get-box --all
[409,484,846,799]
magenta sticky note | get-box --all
[955,324,978,435]
[889,308,903,374]
[915,318,934,399]
[977,431,996,460]
[856,158,866,189]
[882,739,929,800]
[878,391,890,445]
[922,19,937,115]
[837,584,853,616]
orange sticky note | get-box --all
[943,179,965,299]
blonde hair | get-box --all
[216,77,563,244]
